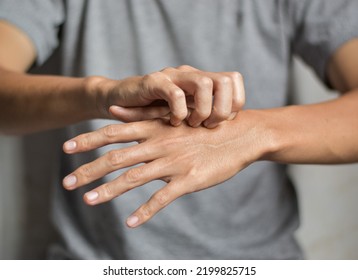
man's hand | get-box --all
[62,112,267,227]
[96,65,245,128]
[62,79,358,228]
[1,20,244,134]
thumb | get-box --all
[109,105,171,122]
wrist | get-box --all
[83,75,117,119]
[246,107,299,163]
[233,109,283,162]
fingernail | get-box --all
[63,175,77,188]
[64,141,77,151]
[229,112,237,120]
[189,121,200,128]
[126,215,139,227]
[171,120,181,127]
[206,122,218,129]
[85,191,99,202]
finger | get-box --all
[82,158,172,205]
[229,71,245,112]
[159,82,187,127]
[63,142,161,190]
[63,122,150,154]
[169,72,214,127]
[143,72,187,126]
[126,180,186,228]
[228,112,237,121]
[186,78,214,127]
[110,105,170,122]
[203,75,233,128]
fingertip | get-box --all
[228,112,237,121]
[126,215,140,228]
[63,174,77,190]
[83,191,99,205]
[187,113,204,128]
[109,105,125,116]
[63,140,77,153]
[188,119,201,128]
[192,123,201,128]
[203,120,218,129]
[170,118,182,127]
[109,105,141,122]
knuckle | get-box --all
[107,150,123,166]
[229,71,243,81]
[217,76,231,87]
[103,183,114,198]
[124,168,142,184]
[80,135,91,150]
[141,75,151,90]
[143,72,163,84]
[196,76,213,88]
[141,74,152,85]
[140,205,152,218]
[153,190,169,207]
[184,168,202,193]
[79,164,93,179]
[102,125,118,139]
[168,88,184,100]
[161,67,175,73]
[177,64,194,71]
[187,166,200,179]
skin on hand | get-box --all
[61,39,358,228]
[61,89,358,228]
[95,65,245,128]
[62,112,271,228]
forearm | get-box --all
[0,64,245,135]
[259,89,358,164]
[0,67,107,135]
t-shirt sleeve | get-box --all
[0,0,65,66]
[289,0,358,87]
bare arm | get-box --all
[0,67,102,134]
[62,39,358,227]
[0,20,100,134]
[266,38,358,164]
[0,21,244,135]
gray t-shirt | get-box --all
[1,0,357,259]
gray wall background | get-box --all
[0,58,357,259]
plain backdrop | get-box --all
[0,58,358,259]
